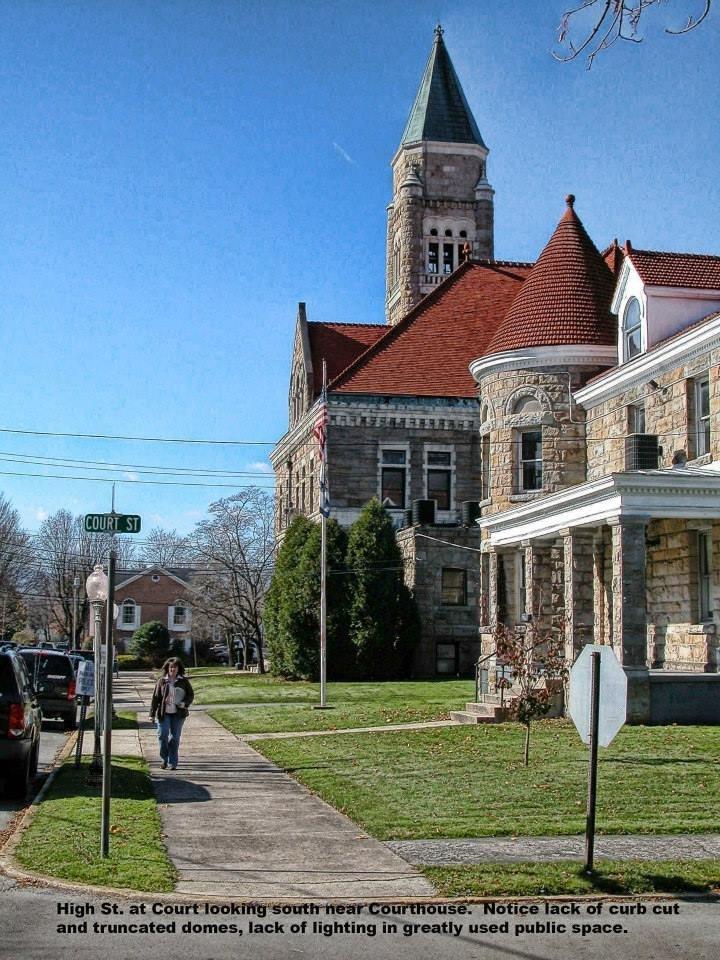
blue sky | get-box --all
[1,0,718,535]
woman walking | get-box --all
[149,657,194,770]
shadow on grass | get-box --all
[604,757,711,766]
[588,868,719,895]
[37,757,151,804]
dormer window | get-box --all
[623,297,643,360]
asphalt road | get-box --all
[0,718,72,830]
[0,877,717,960]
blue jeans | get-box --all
[156,713,185,767]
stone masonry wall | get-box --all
[387,145,493,325]
[396,524,481,676]
[585,352,720,479]
[478,365,606,518]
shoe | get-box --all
[170,764,177,770]
[161,761,168,769]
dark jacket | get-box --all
[150,675,194,721]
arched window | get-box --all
[623,298,643,360]
[121,599,137,627]
[430,228,438,236]
[445,229,453,237]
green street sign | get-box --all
[84,513,142,534]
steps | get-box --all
[449,701,512,724]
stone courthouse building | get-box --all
[271,27,720,718]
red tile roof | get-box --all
[329,259,533,398]
[625,245,720,289]
[485,196,617,355]
[307,322,386,396]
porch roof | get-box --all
[479,464,720,546]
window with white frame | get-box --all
[622,297,643,361]
[427,242,439,273]
[694,376,710,457]
[380,449,407,508]
[121,599,137,628]
[517,429,543,491]
[426,449,452,510]
[697,531,712,621]
[173,601,188,627]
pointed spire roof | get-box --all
[401,25,486,148]
[485,196,617,355]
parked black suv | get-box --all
[17,649,77,729]
[0,651,42,798]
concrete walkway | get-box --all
[119,674,435,898]
[107,674,720,898]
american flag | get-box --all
[313,387,330,517]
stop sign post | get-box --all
[569,644,628,872]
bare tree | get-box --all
[494,620,569,766]
[188,488,276,673]
[0,493,31,595]
[139,527,192,567]
[0,493,33,641]
[32,509,137,643]
[555,0,712,67]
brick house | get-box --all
[114,565,192,654]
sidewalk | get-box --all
[109,674,720,898]
[119,674,435,898]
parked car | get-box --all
[0,650,42,798]
[67,654,85,677]
[68,649,94,661]
[17,649,77,729]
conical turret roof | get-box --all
[401,26,486,148]
[485,196,616,355]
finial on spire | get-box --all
[565,194,575,209]
[434,23,444,40]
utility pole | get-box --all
[72,574,80,647]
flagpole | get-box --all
[319,360,328,708]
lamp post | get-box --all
[86,564,108,782]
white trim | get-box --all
[379,442,411,509]
[115,565,191,591]
[424,443,455,517]
[479,469,720,546]
[575,313,720,407]
[470,345,616,385]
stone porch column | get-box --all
[485,547,499,631]
[562,527,596,663]
[609,517,650,723]
[522,539,554,632]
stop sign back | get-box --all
[569,644,627,747]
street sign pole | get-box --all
[584,651,601,873]
[100,547,116,858]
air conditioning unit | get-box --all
[461,500,481,526]
[411,499,436,525]
[625,434,661,470]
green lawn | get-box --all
[210,698,463,735]
[253,721,720,840]
[14,756,175,892]
[190,672,475,708]
[424,860,720,898]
